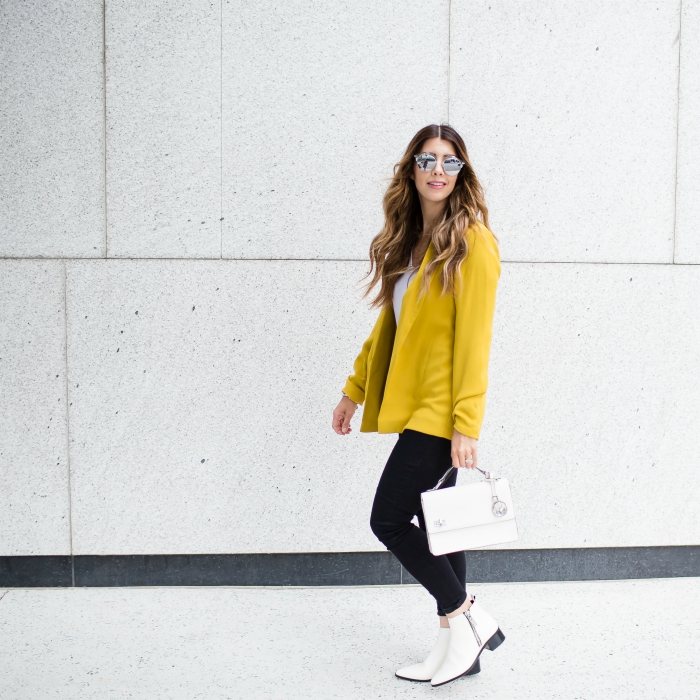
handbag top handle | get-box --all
[428,465,499,492]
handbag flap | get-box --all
[420,479,515,535]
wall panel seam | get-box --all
[447,0,451,123]
[102,0,108,259]
[672,0,683,264]
[220,0,223,260]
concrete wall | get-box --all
[1,0,698,555]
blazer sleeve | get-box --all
[452,226,501,439]
[341,308,384,405]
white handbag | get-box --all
[420,465,519,556]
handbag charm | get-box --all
[483,470,508,517]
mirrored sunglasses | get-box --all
[414,152,464,176]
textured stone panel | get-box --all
[0,0,104,257]
[222,0,449,259]
[0,262,71,555]
[106,1,221,258]
[675,0,700,263]
[67,259,699,553]
[477,261,700,548]
[450,0,679,263]
[67,259,395,554]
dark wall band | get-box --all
[1,547,699,588]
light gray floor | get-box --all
[0,578,697,699]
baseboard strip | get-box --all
[1,547,698,588]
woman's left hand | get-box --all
[451,428,478,470]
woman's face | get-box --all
[410,137,460,203]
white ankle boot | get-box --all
[395,627,450,682]
[430,598,504,687]
[395,626,482,682]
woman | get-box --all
[331,124,504,687]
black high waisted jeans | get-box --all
[370,428,468,616]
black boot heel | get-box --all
[485,628,505,651]
[466,657,481,676]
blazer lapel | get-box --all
[393,240,435,356]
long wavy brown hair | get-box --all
[361,123,495,309]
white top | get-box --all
[393,250,419,325]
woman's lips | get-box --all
[428,182,446,189]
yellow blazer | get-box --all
[342,221,501,441]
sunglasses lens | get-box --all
[443,158,463,175]
[416,154,436,171]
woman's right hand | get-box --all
[332,396,357,435]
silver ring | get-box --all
[465,457,473,463]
